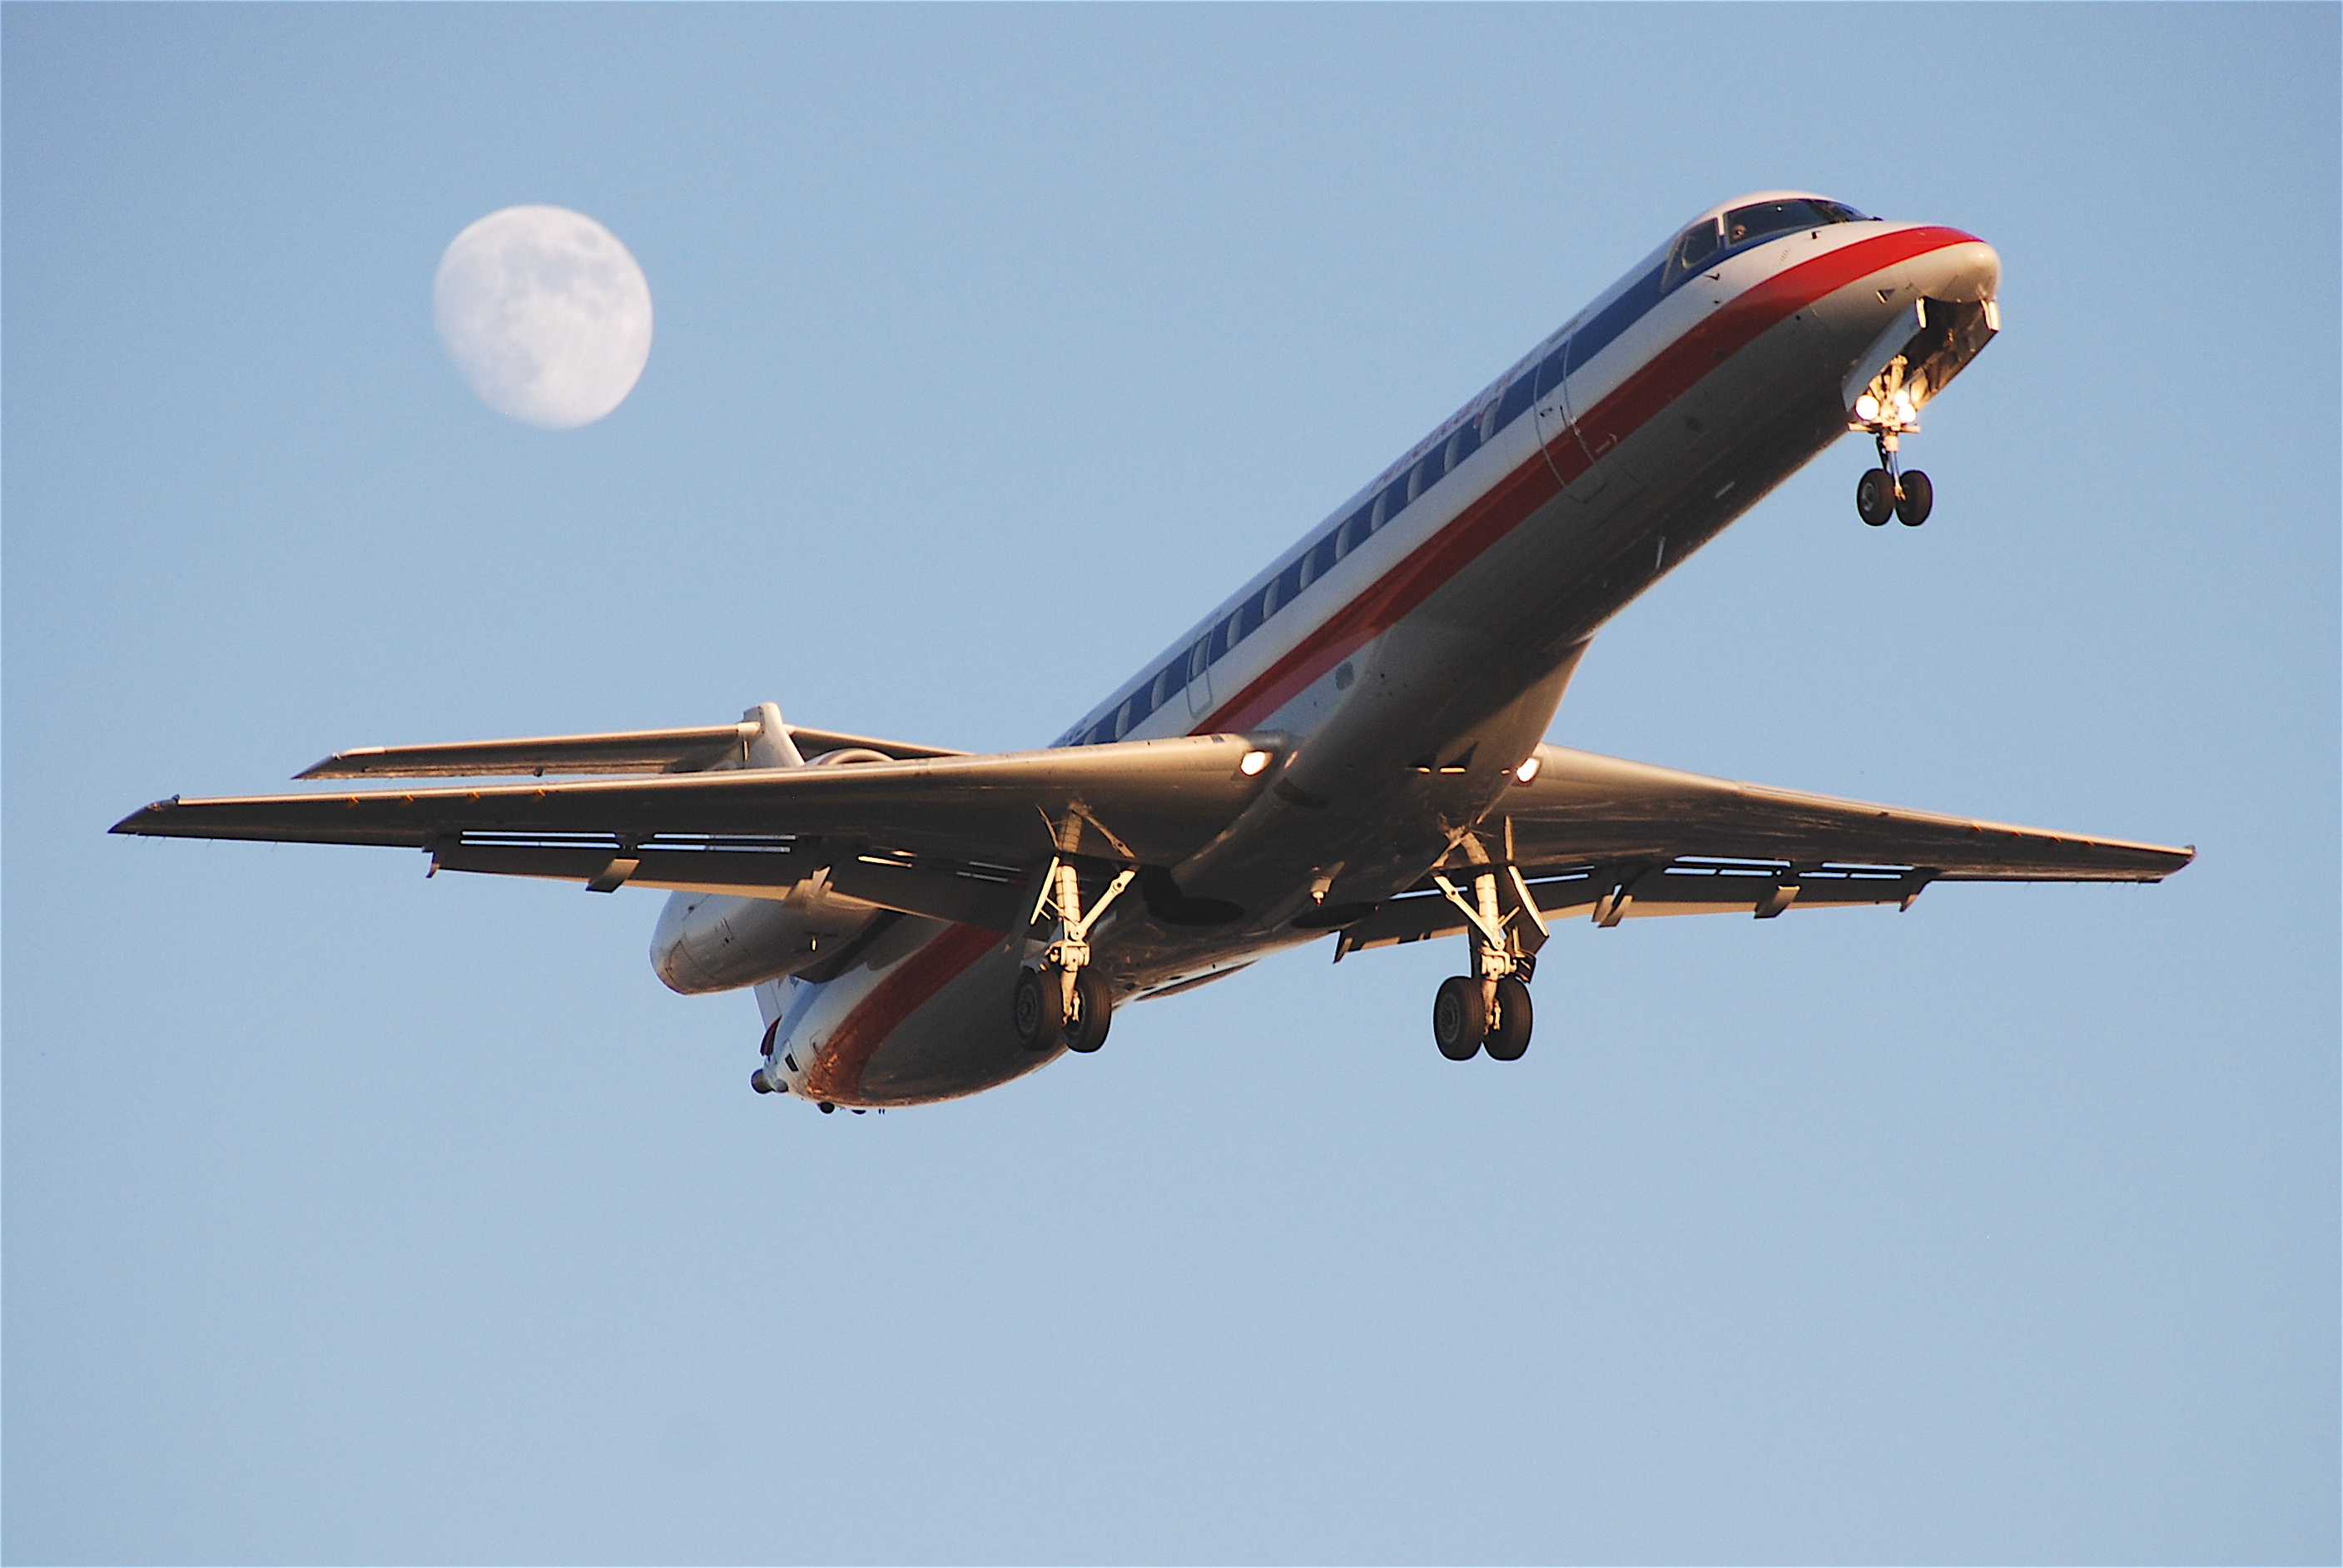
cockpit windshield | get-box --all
[1723,197,1866,246]
[1664,197,1869,290]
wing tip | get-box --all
[295,748,379,780]
[109,796,182,835]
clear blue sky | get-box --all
[6,5,2336,1561]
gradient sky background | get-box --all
[6,5,2336,1563]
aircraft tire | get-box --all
[1433,975,1487,1059]
[1896,469,1933,526]
[1484,976,1533,1061]
[1062,968,1114,1054]
[1012,965,1064,1050]
[1856,468,1896,526]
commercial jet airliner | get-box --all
[116,192,2193,1112]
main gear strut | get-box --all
[1010,856,1134,1054]
[1426,843,1547,1062]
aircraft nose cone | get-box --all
[1893,229,2001,309]
[1958,236,2002,301]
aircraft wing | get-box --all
[113,732,1276,931]
[1336,742,2192,956]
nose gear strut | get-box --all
[1852,355,1934,528]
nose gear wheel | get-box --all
[1894,469,1933,525]
[1857,468,1897,526]
[1854,418,1935,528]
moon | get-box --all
[434,206,653,429]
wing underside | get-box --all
[1336,742,2192,956]
[114,732,1279,930]
[114,727,2190,943]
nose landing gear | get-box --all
[1852,366,1934,528]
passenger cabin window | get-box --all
[1210,610,1239,662]
[1276,557,1306,608]
[1239,588,1267,639]
[1310,531,1339,582]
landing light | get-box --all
[1239,749,1273,777]
[1854,392,1881,423]
[1515,756,1541,783]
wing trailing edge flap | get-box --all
[430,840,1031,931]
[114,732,1276,934]
[1335,861,1929,957]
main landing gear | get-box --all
[1427,856,1547,1062]
[1011,856,1134,1054]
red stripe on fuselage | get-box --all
[802,921,999,1102]
[815,226,1982,1088]
[1197,226,1980,735]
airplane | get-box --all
[113,191,2194,1114]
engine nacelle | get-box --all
[650,880,881,995]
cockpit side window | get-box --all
[1666,219,1721,286]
